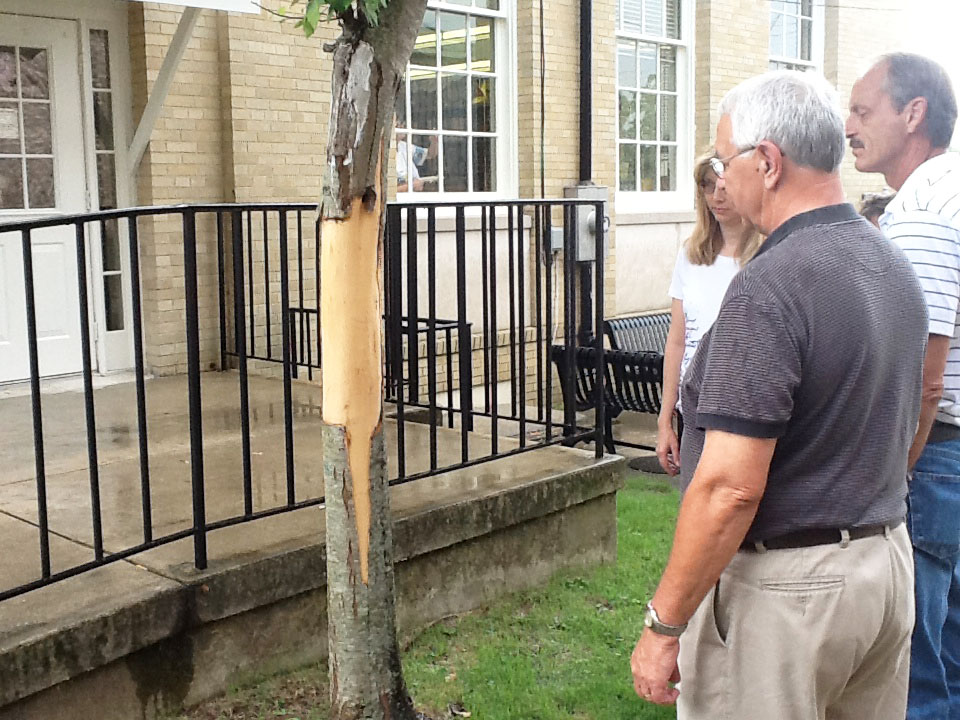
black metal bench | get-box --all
[550,344,664,453]
[603,311,671,353]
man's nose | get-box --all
[844,115,857,137]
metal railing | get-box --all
[0,198,606,601]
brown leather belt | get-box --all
[740,519,903,553]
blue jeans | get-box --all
[908,436,960,720]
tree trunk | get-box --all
[319,3,427,719]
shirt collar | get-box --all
[754,203,860,259]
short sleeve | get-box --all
[882,209,960,337]
[695,289,801,438]
[668,247,687,301]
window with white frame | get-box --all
[616,0,688,198]
[395,0,510,195]
[769,0,820,71]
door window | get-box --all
[0,45,56,210]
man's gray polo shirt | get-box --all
[679,204,928,542]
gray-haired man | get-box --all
[847,53,960,720]
[630,70,927,719]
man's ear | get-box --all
[903,96,928,135]
[756,141,782,190]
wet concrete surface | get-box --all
[0,371,602,596]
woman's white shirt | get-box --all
[667,247,740,409]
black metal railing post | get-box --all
[216,213,227,370]
[279,211,296,505]
[21,229,50,579]
[455,206,472,458]
[182,211,208,570]
[75,222,103,560]
[231,211,253,517]
[593,200,606,459]
[127,216,153,543]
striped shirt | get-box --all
[881,152,960,427]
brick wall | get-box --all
[127,0,909,375]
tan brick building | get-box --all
[0,0,907,382]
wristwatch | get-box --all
[644,601,687,637]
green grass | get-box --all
[177,473,679,720]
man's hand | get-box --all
[631,628,681,705]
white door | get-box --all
[0,17,87,383]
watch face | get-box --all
[644,613,653,628]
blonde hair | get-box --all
[685,153,763,266]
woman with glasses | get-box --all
[656,153,761,476]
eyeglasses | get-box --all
[710,146,757,178]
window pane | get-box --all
[784,15,799,59]
[621,0,642,33]
[0,101,20,154]
[666,0,681,39]
[19,48,48,100]
[410,71,438,130]
[440,12,467,69]
[770,12,784,57]
[801,0,813,16]
[476,0,499,8]
[643,0,663,36]
[22,102,52,155]
[102,219,122,272]
[660,46,676,92]
[659,145,676,191]
[660,95,676,142]
[619,90,636,140]
[411,11,437,67]
[443,135,468,192]
[97,153,117,209]
[473,136,495,192]
[90,29,111,89]
[104,274,124,331]
[0,157,23,208]
[470,16,495,73]
[801,18,812,62]
[441,73,467,131]
[618,41,637,88]
[619,144,636,191]
[0,47,16,98]
[411,134,439,191]
[26,157,54,207]
[638,93,656,141]
[638,43,657,90]
[94,92,114,151]
[640,145,657,192]
[472,76,495,132]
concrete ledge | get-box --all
[0,448,624,720]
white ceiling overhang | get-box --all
[124,0,259,13]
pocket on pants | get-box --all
[908,472,960,560]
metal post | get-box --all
[182,211,207,570]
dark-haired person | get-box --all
[848,52,960,720]
[860,190,895,228]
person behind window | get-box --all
[396,129,437,193]
[656,154,761,475]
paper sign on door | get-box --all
[0,107,18,141]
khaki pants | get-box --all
[677,523,914,720]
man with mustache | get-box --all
[847,53,960,720]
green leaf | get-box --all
[277,5,287,15]
[303,0,321,36]
[361,0,388,25]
